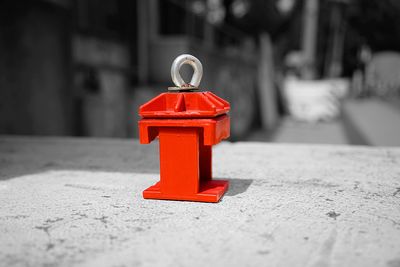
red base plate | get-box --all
[143,180,229,203]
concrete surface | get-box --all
[1,136,400,267]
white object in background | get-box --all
[283,75,349,122]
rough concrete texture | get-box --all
[0,136,400,267]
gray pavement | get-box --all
[0,136,400,267]
[342,99,400,146]
[248,117,348,145]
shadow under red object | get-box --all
[139,91,230,202]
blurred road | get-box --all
[248,117,348,145]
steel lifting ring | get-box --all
[170,54,203,90]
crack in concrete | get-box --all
[45,217,63,224]
[64,183,106,191]
[393,187,400,197]
[94,215,109,228]
[1,215,29,220]
[35,217,65,251]
[35,225,54,251]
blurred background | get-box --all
[0,0,399,146]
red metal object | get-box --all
[138,90,230,202]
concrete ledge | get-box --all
[0,136,400,266]
[342,99,400,146]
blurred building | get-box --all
[1,0,400,143]
[0,0,263,140]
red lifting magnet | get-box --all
[138,54,230,202]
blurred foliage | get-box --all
[347,0,400,51]
[225,0,303,39]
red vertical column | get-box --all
[158,127,200,196]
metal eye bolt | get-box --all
[170,54,203,89]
